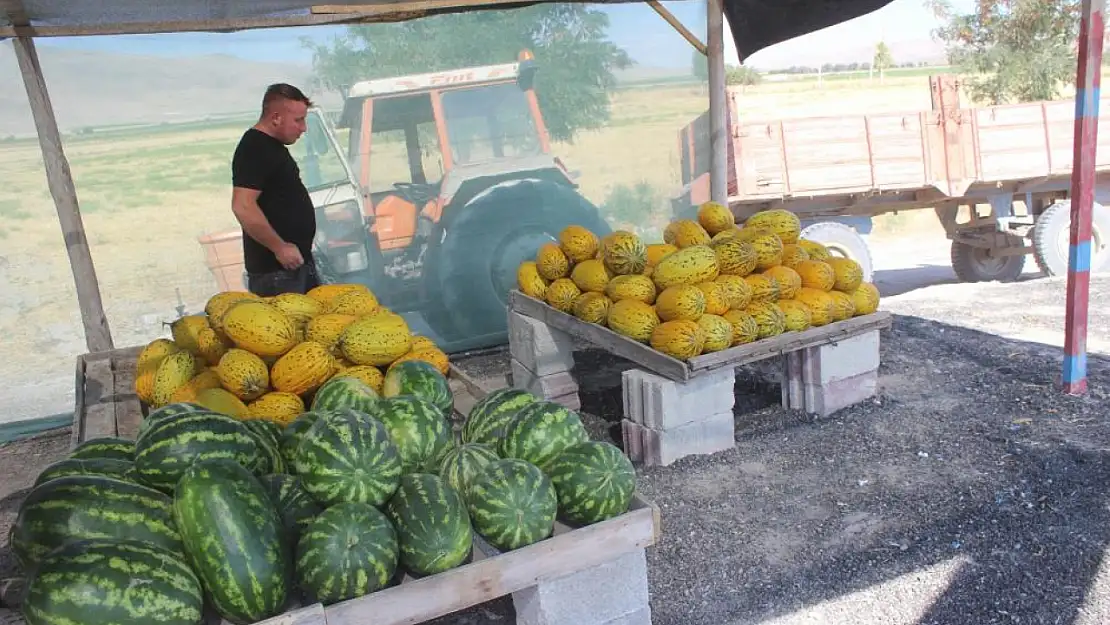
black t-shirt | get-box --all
[231,128,316,274]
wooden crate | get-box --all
[71,345,145,450]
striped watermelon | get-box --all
[137,402,210,438]
[33,457,136,488]
[385,473,473,576]
[292,408,403,507]
[500,401,590,471]
[10,475,185,572]
[279,411,324,469]
[172,458,290,624]
[374,396,453,474]
[461,388,537,446]
[466,458,557,551]
[242,419,286,474]
[295,501,399,605]
[547,441,636,525]
[311,375,380,413]
[260,473,323,542]
[382,360,453,416]
[437,443,500,497]
[134,411,265,492]
[21,538,204,625]
[70,436,135,461]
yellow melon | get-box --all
[646,243,679,267]
[517,261,549,300]
[195,326,230,366]
[196,387,251,418]
[607,299,659,343]
[744,274,780,303]
[536,242,571,281]
[828,290,857,322]
[780,244,810,269]
[570,258,613,293]
[270,340,336,396]
[339,365,385,393]
[655,285,707,322]
[794,260,836,291]
[794,288,837,326]
[390,348,450,376]
[695,281,730,316]
[763,266,802,300]
[697,201,735,236]
[744,301,786,339]
[338,313,413,367]
[826,257,864,293]
[711,227,742,243]
[216,348,270,401]
[732,226,775,243]
[305,313,359,355]
[665,219,711,248]
[744,209,802,244]
[151,350,199,407]
[221,301,298,358]
[247,392,306,426]
[410,336,437,352]
[168,369,223,404]
[650,319,706,360]
[652,245,720,289]
[572,292,612,325]
[559,225,600,263]
[326,289,381,316]
[544,278,581,313]
[605,274,657,304]
[748,231,785,271]
[696,314,733,353]
[712,239,758,277]
[205,291,260,329]
[777,299,813,332]
[850,282,881,316]
[714,274,753,310]
[168,315,209,355]
[135,338,181,405]
[796,239,831,261]
[271,293,323,328]
[601,230,648,275]
[721,309,760,345]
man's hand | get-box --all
[276,242,304,270]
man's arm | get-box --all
[231,187,304,270]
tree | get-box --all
[302,5,632,143]
[928,0,1080,104]
[873,41,894,82]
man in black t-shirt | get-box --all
[230,83,320,296]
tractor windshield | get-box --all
[292,109,354,192]
[440,82,542,165]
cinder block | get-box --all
[621,420,644,463]
[621,367,735,430]
[548,391,582,411]
[625,411,734,467]
[802,369,878,417]
[780,351,805,411]
[511,358,579,399]
[513,549,652,625]
[508,312,576,377]
[802,331,880,386]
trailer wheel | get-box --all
[799,221,874,282]
[950,240,1025,283]
[1031,200,1110,276]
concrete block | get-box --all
[801,369,878,417]
[621,420,644,463]
[623,411,734,467]
[802,331,880,386]
[548,391,582,411]
[513,549,652,625]
[621,367,735,430]
[511,358,579,399]
[780,351,805,411]
[508,312,576,377]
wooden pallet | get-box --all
[70,345,145,450]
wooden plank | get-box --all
[82,403,116,441]
[687,311,894,373]
[509,290,691,382]
[112,357,143,439]
[324,500,657,625]
[70,355,86,450]
[248,604,327,625]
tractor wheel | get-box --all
[426,179,611,340]
[1031,200,1110,276]
[799,221,875,283]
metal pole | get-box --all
[706,0,728,205]
[1062,0,1105,395]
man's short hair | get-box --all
[262,83,313,113]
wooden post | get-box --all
[706,0,728,205]
[13,36,115,352]
[1063,0,1105,395]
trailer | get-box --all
[671,75,1110,284]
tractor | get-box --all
[290,51,611,353]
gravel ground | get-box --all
[4,273,1110,625]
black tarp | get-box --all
[721,0,898,61]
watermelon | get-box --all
[242,419,286,474]
[133,411,265,492]
[295,501,399,605]
[10,475,185,572]
[546,441,636,525]
[280,410,324,469]
[382,360,453,416]
[437,443,500,497]
[374,396,453,473]
[21,538,204,625]
[311,375,380,413]
[293,408,403,507]
[33,457,136,488]
[466,458,557,552]
[69,436,135,461]
[385,473,473,577]
[500,401,590,471]
[173,458,290,624]
[137,402,210,438]
[260,473,323,542]
[244,418,283,443]
[461,388,537,445]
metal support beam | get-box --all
[706,0,728,204]
[1062,0,1105,395]
[13,35,114,353]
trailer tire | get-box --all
[1031,200,1110,277]
[950,240,1025,283]
[799,221,874,282]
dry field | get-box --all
[0,71,950,423]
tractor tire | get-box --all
[1031,200,1110,276]
[950,240,1026,283]
[799,221,874,283]
[426,178,611,340]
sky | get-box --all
[28,0,977,70]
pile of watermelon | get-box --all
[11,360,637,625]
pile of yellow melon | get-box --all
[516,203,881,361]
[133,283,448,426]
